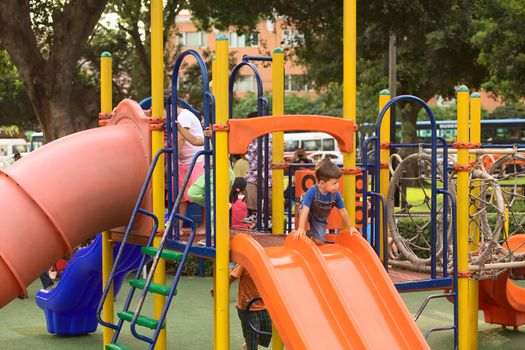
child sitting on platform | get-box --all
[230,177,250,229]
[292,158,352,243]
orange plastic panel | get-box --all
[228,115,354,154]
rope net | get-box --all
[385,151,525,280]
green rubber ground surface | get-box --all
[0,276,523,349]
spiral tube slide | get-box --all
[0,99,151,308]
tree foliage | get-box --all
[0,48,39,129]
[188,0,488,144]
[489,104,525,120]
[232,91,345,120]
[0,0,108,141]
[0,0,187,141]
[1,0,524,144]
[471,0,525,102]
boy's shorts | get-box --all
[237,308,272,349]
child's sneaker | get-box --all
[243,212,257,224]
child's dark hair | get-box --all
[315,157,342,182]
[230,177,248,202]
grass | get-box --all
[1,276,524,349]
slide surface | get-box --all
[231,231,429,350]
[0,99,151,308]
[36,234,144,334]
[479,234,525,326]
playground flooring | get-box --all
[0,277,524,349]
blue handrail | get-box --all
[374,95,439,277]
[229,61,270,231]
[170,50,213,240]
[97,147,172,329]
[361,135,377,247]
[126,149,211,345]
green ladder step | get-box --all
[129,279,176,297]
[106,344,132,350]
[117,311,164,330]
[141,246,183,262]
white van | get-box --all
[284,132,340,160]
[0,138,29,167]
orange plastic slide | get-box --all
[0,99,151,308]
[232,231,429,349]
[479,234,525,327]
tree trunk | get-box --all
[0,0,108,142]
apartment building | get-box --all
[174,12,313,94]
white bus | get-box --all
[284,132,340,161]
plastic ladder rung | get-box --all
[117,311,164,330]
[106,344,132,350]
[141,246,183,262]
[129,279,176,297]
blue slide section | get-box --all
[36,234,144,335]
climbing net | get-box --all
[385,150,525,279]
[478,153,525,278]
[386,152,452,270]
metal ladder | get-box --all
[97,147,209,350]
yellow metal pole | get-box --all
[378,90,390,262]
[468,92,481,349]
[100,51,114,348]
[270,48,285,350]
[150,1,166,349]
[210,54,219,344]
[343,0,357,227]
[456,85,471,349]
[271,48,284,236]
[214,34,230,350]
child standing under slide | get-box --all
[232,264,272,350]
[292,158,352,243]
[211,264,272,349]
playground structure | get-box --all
[1,1,525,350]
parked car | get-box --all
[307,151,343,165]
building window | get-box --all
[178,31,207,48]
[233,75,257,91]
[282,29,304,46]
[229,31,259,48]
[285,75,313,92]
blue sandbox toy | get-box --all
[36,234,144,335]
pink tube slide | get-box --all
[0,99,151,308]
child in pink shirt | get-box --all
[231,177,250,229]
[177,107,205,219]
